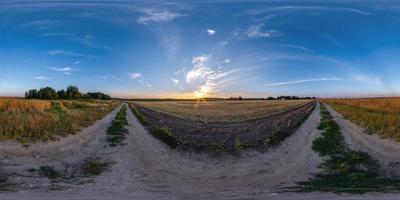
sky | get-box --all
[1,0,400,98]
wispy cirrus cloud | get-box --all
[128,72,142,80]
[265,78,344,87]
[352,74,383,85]
[49,67,74,75]
[137,8,183,24]
[128,72,151,87]
[20,19,61,29]
[34,76,53,80]
[48,49,99,58]
[184,54,242,97]
[245,23,280,38]
[244,6,371,16]
[170,78,180,84]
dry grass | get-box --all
[323,98,400,141]
[0,98,120,142]
[132,100,311,122]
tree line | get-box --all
[25,86,112,100]
[227,96,316,100]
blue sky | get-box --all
[1,0,400,98]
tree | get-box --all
[37,87,58,100]
[25,89,38,99]
[65,85,81,99]
[57,89,66,99]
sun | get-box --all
[195,91,205,99]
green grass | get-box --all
[106,105,128,146]
[130,104,179,148]
[130,106,150,126]
[151,127,179,148]
[297,103,400,193]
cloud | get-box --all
[184,54,241,97]
[20,19,60,29]
[264,78,344,87]
[245,24,280,38]
[323,33,343,47]
[170,78,180,84]
[48,49,98,58]
[244,6,371,16]
[224,59,231,63]
[49,67,73,72]
[137,9,182,24]
[128,72,142,80]
[186,55,211,83]
[34,76,53,80]
[352,75,383,85]
[49,67,74,75]
[39,33,74,37]
[284,44,311,52]
[138,79,152,87]
[73,61,81,65]
[207,29,216,35]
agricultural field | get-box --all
[323,98,400,141]
[0,98,119,142]
[131,100,312,122]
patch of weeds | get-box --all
[0,175,10,191]
[130,105,150,126]
[106,105,128,146]
[48,102,65,115]
[151,127,178,148]
[32,165,61,179]
[234,139,244,152]
[81,158,109,176]
[296,104,400,193]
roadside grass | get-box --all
[296,103,400,193]
[106,105,128,146]
[81,158,110,176]
[130,104,179,149]
[151,127,178,148]
[0,99,119,142]
[323,98,400,141]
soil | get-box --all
[1,103,400,199]
[133,101,316,151]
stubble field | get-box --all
[131,99,312,122]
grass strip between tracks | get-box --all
[296,103,400,193]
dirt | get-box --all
[324,103,400,176]
[1,103,400,199]
[133,101,316,151]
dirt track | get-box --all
[1,103,400,199]
[325,103,400,176]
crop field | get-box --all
[323,98,400,140]
[131,100,312,122]
[0,98,119,142]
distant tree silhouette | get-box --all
[65,86,82,99]
[37,87,58,100]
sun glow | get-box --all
[194,84,213,99]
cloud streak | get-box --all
[137,9,182,24]
[265,78,344,87]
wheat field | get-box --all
[323,98,400,141]
[0,98,119,142]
